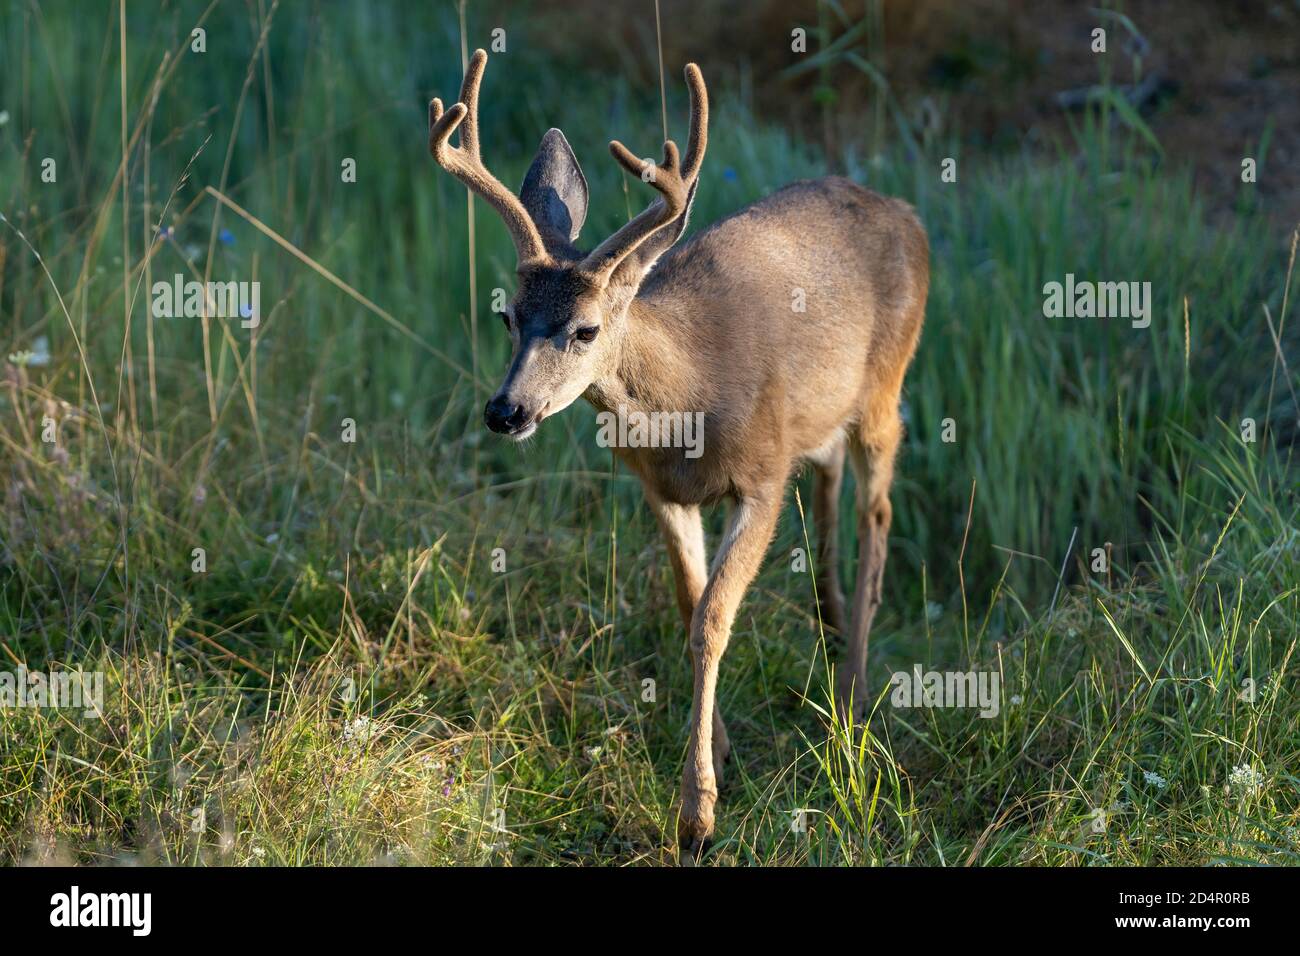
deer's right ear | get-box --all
[520,128,589,250]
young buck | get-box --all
[429,50,928,857]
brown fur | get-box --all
[429,52,928,860]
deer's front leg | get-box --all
[648,496,708,633]
[648,495,731,779]
[678,489,781,860]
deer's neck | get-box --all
[587,295,706,418]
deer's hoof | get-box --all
[679,833,713,865]
[677,787,717,863]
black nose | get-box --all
[484,395,528,433]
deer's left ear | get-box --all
[520,128,589,251]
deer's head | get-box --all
[429,50,708,440]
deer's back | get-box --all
[636,176,928,485]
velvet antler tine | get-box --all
[426,51,547,265]
[681,63,708,182]
[579,66,707,281]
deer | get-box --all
[428,50,928,859]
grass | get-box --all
[1,1,1297,866]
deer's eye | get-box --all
[575,326,599,344]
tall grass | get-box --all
[1,1,1296,865]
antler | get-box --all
[429,49,548,266]
[580,63,709,282]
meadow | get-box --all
[0,2,1296,865]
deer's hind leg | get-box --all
[810,437,848,638]
[838,408,902,721]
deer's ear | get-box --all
[609,178,698,290]
[520,128,588,249]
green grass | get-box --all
[1,1,1297,865]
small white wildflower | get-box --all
[1143,770,1168,790]
[584,745,602,762]
[381,844,410,864]
[8,336,50,368]
[0,110,10,126]
[342,716,375,747]
[251,845,266,859]
[925,601,943,623]
[1010,694,1023,706]
[1227,763,1264,797]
